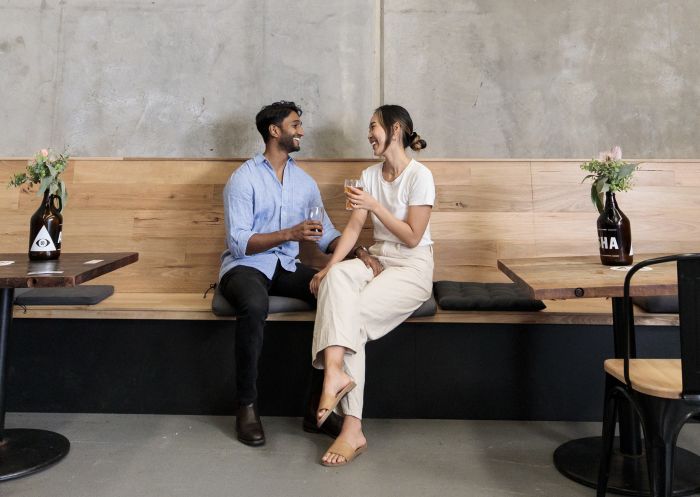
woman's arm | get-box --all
[372,203,431,248]
[310,208,368,296]
[346,187,431,248]
[326,208,368,264]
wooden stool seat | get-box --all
[604,359,682,399]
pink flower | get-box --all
[41,149,49,157]
[598,146,623,162]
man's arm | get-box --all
[223,172,256,259]
[224,167,324,257]
[246,222,323,255]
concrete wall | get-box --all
[0,0,377,158]
[384,0,700,159]
[1,0,698,158]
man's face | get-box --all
[275,111,304,153]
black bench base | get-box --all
[6,319,681,421]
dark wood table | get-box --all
[0,252,138,481]
[498,254,700,497]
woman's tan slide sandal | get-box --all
[321,440,367,466]
[316,381,356,428]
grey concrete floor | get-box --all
[2,413,699,497]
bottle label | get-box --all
[599,236,619,250]
[30,225,57,252]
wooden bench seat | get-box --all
[11,293,679,326]
[2,157,698,328]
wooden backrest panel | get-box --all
[2,158,700,293]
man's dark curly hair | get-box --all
[255,101,303,143]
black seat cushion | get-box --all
[632,295,679,314]
[13,285,114,305]
[411,294,437,317]
[212,286,313,316]
[434,281,546,311]
[212,286,437,317]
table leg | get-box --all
[0,287,70,481]
[553,297,700,496]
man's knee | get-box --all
[236,295,269,320]
[221,269,270,319]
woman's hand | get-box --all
[346,186,379,212]
[310,266,331,297]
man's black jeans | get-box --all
[219,261,318,405]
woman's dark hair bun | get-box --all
[374,105,426,151]
[409,131,427,151]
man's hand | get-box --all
[287,220,323,242]
[356,248,383,277]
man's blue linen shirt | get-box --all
[219,153,341,281]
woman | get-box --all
[309,105,435,466]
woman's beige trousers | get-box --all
[312,242,434,419]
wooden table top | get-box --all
[497,254,679,300]
[0,252,138,288]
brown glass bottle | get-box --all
[28,190,63,261]
[597,191,632,266]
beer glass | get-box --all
[344,179,364,210]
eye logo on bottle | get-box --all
[30,226,57,252]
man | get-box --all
[219,101,342,446]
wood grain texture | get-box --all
[2,158,699,306]
[11,292,677,326]
[604,359,682,399]
[498,254,679,300]
[0,252,138,288]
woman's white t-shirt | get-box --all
[360,159,435,247]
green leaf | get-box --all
[38,176,52,196]
[8,172,28,188]
[591,184,604,214]
[59,180,68,206]
[618,163,637,178]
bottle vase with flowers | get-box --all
[8,149,69,260]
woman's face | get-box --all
[368,113,396,157]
